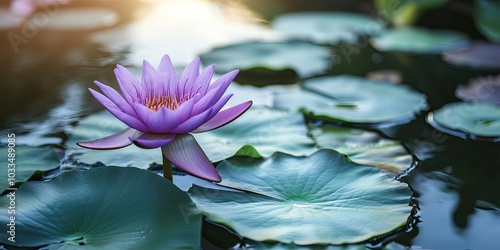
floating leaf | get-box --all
[0,166,201,249]
[190,149,412,245]
[455,75,500,105]
[371,27,469,54]
[0,145,59,191]
[427,102,500,140]
[474,0,500,43]
[311,124,413,175]
[442,41,500,69]
[271,12,384,44]
[65,111,159,168]
[194,108,317,161]
[200,41,332,79]
[274,75,427,125]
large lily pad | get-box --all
[455,75,500,105]
[194,108,317,161]
[311,124,413,175]
[199,41,332,78]
[427,102,500,140]
[271,12,385,45]
[475,0,500,43]
[371,27,469,54]
[0,166,201,249]
[65,111,159,168]
[274,75,428,125]
[0,145,60,191]
[442,41,500,69]
[189,149,412,245]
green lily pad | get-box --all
[271,12,385,44]
[194,108,317,161]
[311,124,413,175]
[371,27,469,54]
[455,75,500,105]
[442,41,500,69]
[274,75,428,125]
[65,111,160,168]
[427,102,500,140]
[189,149,413,245]
[0,145,60,191]
[475,0,500,43]
[0,166,201,249]
[200,41,332,79]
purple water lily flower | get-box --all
[77,55,252,182]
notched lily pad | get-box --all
[456,75,500,105]
[311,124,413,176]
[271,12,385,45]
[371,27,469,54]
[0,145,60,191]
[200,41,332,81]
[189,149,413,245]
[0,166,201,249]
[427,102,500,141]
[442,41,500,69]
[274,75,428,125]
[194,108,317,161]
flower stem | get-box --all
[162,155,173,182]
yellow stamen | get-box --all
[144,91,188,111]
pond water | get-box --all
[1,0,499,249]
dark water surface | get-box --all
[1,0,499,249]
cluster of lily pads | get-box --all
[1,8,499,250]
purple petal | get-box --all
[191,70,238,115]
[89,89,149,132]
[132,102,154,124]
[193,101,252,133]
[146,107,181,133]
[131,133,176,149]
[193,64,214,97]
[157,54,178,93]
[169,107,213,134]
[142,60,159,92]
[175,96,197,122]
[178,57,200,96]
[93,81,134,115]
[162,134,221,182]
[206,94,233,119]
[207,69,239,93]
[114,65,140,105]
[77,128,140,149]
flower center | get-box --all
[145,92,188,111]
